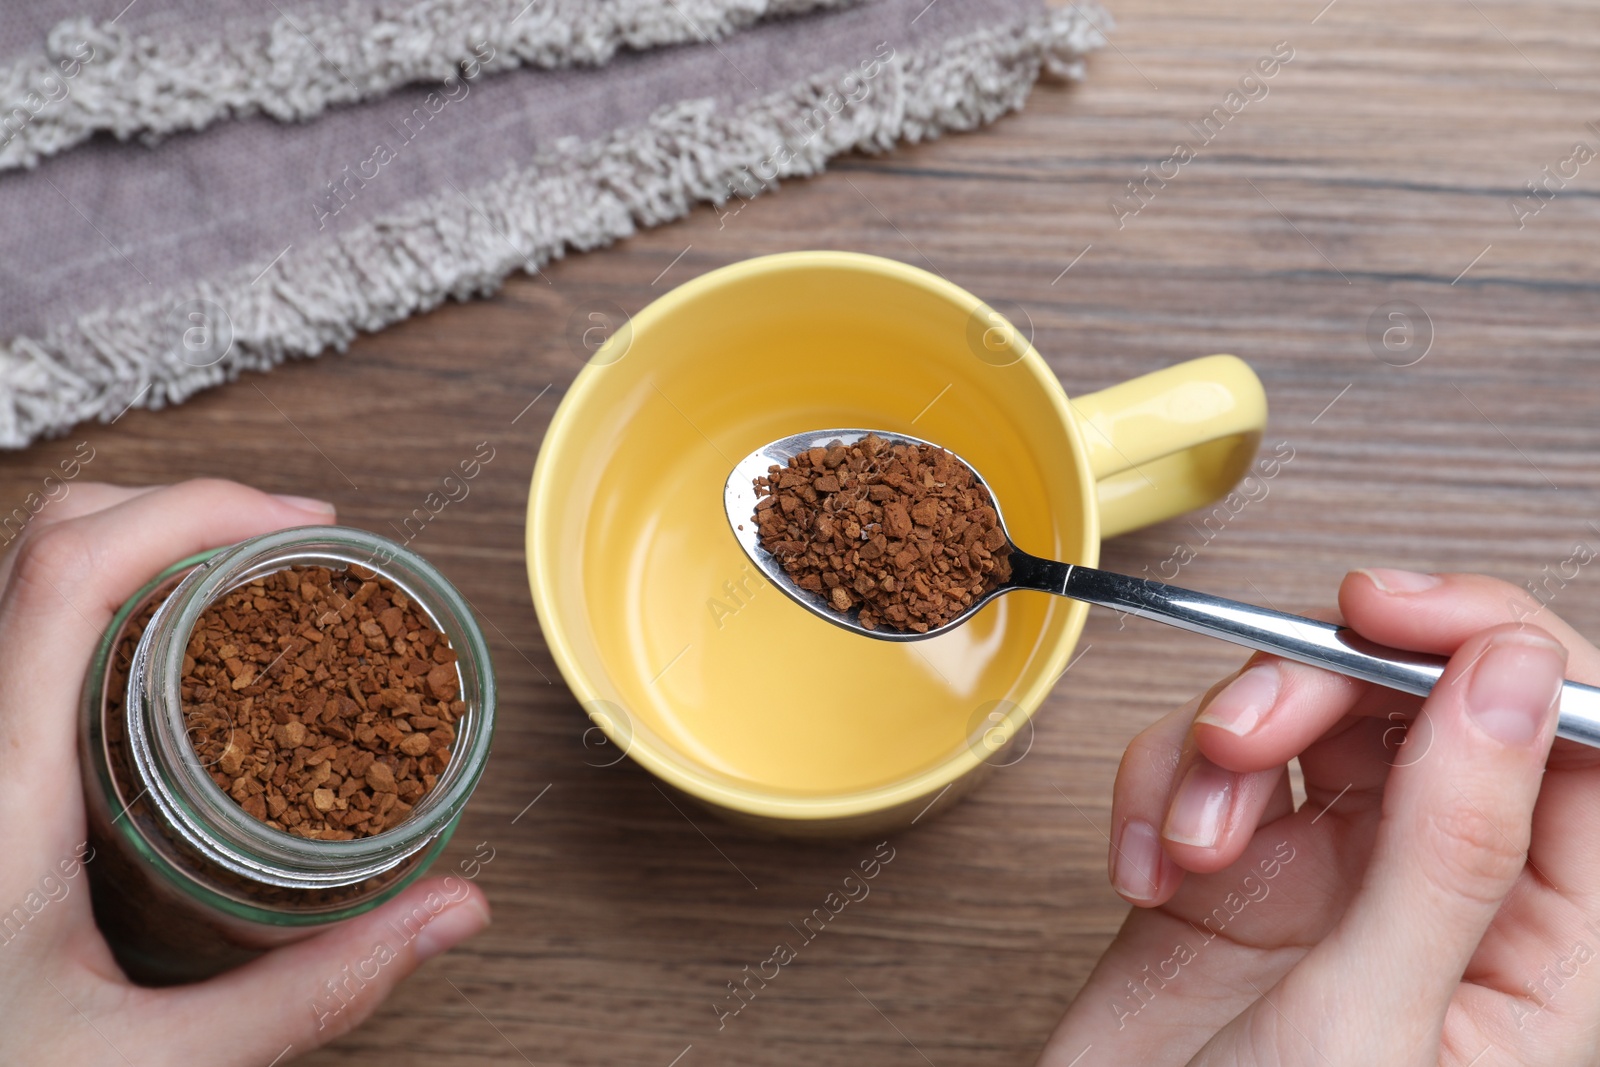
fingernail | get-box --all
[1164,760,1235,848]
[1359,567,1441,594]
[413,897,490,962]
[1465,633,1566,747]
[1195,664,1280,736]
[1112,818,1165,902]
[272,493,337,517]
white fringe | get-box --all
[0,0,862,171]
[0,6,1106,448]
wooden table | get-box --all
[7,0,1600,1062]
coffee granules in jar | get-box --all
[182,565,460,841]
[81,527,496,985]
[752,435,1012,633]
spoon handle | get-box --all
[1061,565,1600,748]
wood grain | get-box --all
[6,0,1600,1062]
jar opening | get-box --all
[125,527,496,890]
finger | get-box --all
[1259,766,1295,832]
[1287,624,1566,1048]
[1107,698,1194,905]
[1192,651,1413,819]
[1192,571,1597,776]
[1294,714,1396,813]
[1341,569,1600,679]
[152,877,489,1064]
[1343,568,1600,773]
[1192,655,1371,774]
[1160,751,1283,877]
[0,484,159,594]
[1189,607,1376,776]
[1109,688,1285,899]
[0,481,336,852]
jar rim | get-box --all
[128,526,496,889]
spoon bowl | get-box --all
[724,427,1066,642]
[727,429,1600,748]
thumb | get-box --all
[157,876,488,1064]
[1287,624,1565,1055]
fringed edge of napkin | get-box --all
[0,4,1107,448]
[0,0,862,172]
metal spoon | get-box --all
[725,428,1600,749]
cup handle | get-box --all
[1070,354,1268,540]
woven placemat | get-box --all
[0,0,1106,448]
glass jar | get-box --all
[79,527,496,985]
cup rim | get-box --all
[527,250,1101,820]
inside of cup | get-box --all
[537,255,1090,806]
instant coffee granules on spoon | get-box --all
[752,435,1012,633]
[182,564,459,840]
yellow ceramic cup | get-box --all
[527,252,1266,836]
